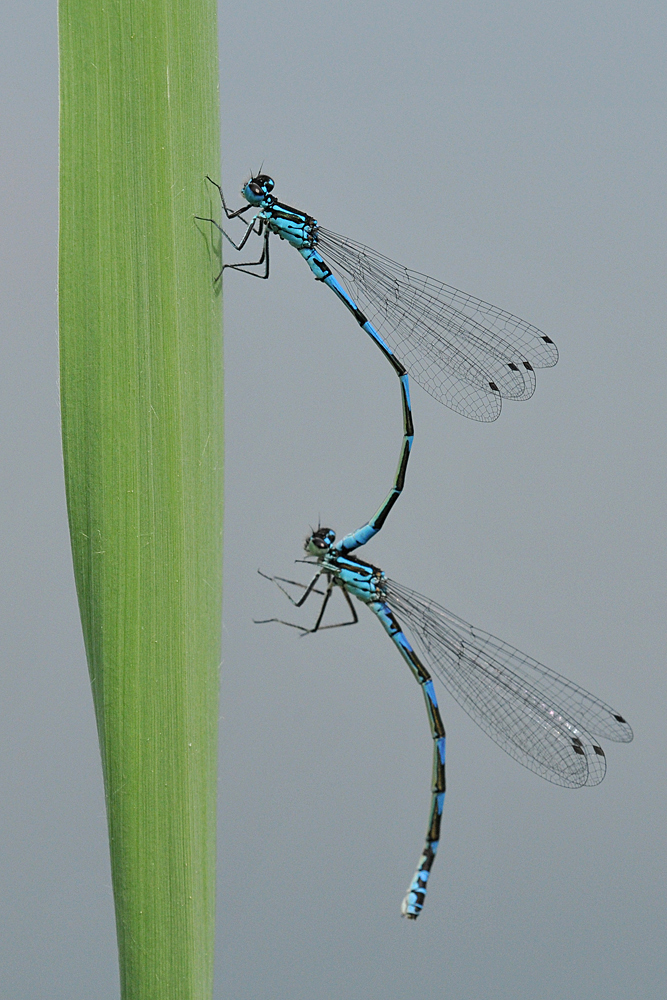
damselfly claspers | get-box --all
[257,527,633,920]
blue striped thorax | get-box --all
[304,528,386,604]
[242,174,319,251]
[266,204,318,249]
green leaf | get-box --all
[59,2,223,997]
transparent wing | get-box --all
[383,578,632,787]
[317,228,558,422]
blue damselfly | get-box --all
[257,527,633,919]
[197,175,557,546]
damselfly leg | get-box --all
[195,177,270,278]
[254,569,359,633]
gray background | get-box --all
[1,1,665,997]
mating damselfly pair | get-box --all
[198,174,632,919]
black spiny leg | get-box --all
[255,571,360,633]
[222,226,270,279]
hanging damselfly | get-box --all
[256,526,632,919]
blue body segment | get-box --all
[369,597,446,918]
[257,527,633,920]
[335,370,413,554]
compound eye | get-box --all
[252,174,274,194]
[305,526,335,553]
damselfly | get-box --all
[257,527,633,920]
[197,174,558,545]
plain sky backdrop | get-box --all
[1,2,665,998]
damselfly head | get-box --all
[242,174,275,205]
[305,527,335,556]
